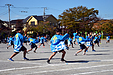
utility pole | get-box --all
[43,7,47,21]
[5,4,13,28]
[43,7,47,33]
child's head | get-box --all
[56,28,61,35]
[16,27,23,33]
[80,33,85,37]
[31,35,36,39]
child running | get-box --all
[106,34,110,43]
[68,35,74,48]
[74,33,88,55]
[8,27,29,61]
[47,28,69,64]
[38,35,45,48]
[93,34,100,47]
[27,35,39,53]
[6,35,14,49]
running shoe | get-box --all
[92,50,96,52]
[74,53,77,56]
[23,57,29,60]
[83,53,86,55]
[66,46,69,50]
[86,50,88,52]
[8,58,14,61]
[61,58,66,62]
[47,60,50,64]
[6,47,8,49]
[34,51,36,53]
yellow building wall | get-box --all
[28,17,38,25]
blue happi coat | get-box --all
[40,37,45,44]
[79,36,87,45]
[73,33,77,41]
[106,36,110,40]
[68,37,72,45]
[28,38,39,45]
[23,36,28,42]
[50,33,69,52]
[14,33,24,52]
[8,37,14,45]
[86,35,92,47]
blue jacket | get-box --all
[79,36,87,44]
[50,33,69,52]
[14,33,24,52]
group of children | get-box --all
[7,27,48,61]
[6,27,110,64]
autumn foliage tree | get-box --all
[58,6,99,32]
[101,19,113,34]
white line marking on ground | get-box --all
[73,69,113,75]
[0,59,113,73]
[15,64,113,75]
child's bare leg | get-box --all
[83,48,88,55]
[23,50,27,58]
[10,52,19,59]
[61,50,66,59]
[27,48,33,52]
[48,52,57,60]
[34,47,37,53]
[75,49,82,56]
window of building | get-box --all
[31,22,35,26]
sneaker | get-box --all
[61,58,66,62]
[92,50,96,52]
[23,57,29,60]
[6,47,8,49]
[83,53,86,55]
[74,53,77,56]
[34,51,36,53]
[47,60,50,64]
[86,50,88,52]
[8,58,14,61]
[43,46,45,48]
[66,46,69,50]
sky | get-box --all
[0,0,113,21]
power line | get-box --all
[0,11,8,15]
[0,12,8,17]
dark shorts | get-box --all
[64,40,68,44]
[19,46,27,52]
[31,43,37,48]
[80,44,86,49]
[94,40,99,43]
[56,49,64,53]
[11,41,14,45]
[24,41,27,43]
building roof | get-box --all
[10,19,24,25]
[22,14,57,24]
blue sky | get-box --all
[0,0,113,21]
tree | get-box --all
[101,20,113,34]
[15,20,23,28]
[58,6,99,32]
[28,21,57,37]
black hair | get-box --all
[56,28,61,32]
[31,35,36,38]
[16,27,22,31]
